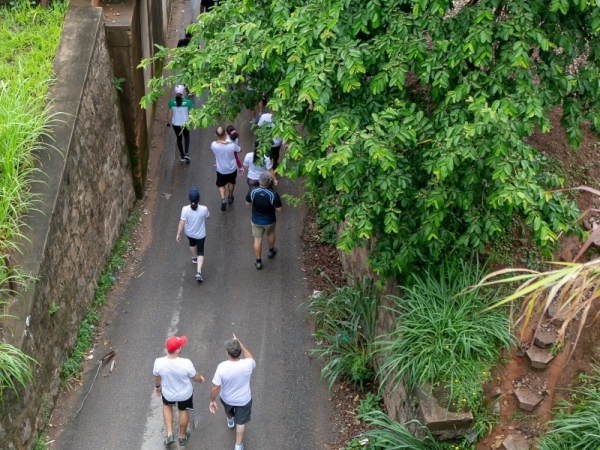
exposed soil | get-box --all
[476,107,600,449]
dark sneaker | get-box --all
[267,248,277,259]
[221,199,227,211]
[179,429,190,446]
[254,260,262,270]
[164,434,175,447]
[196,272,203,283]
[228,196,234,205]
[191,257,198,264]
[227,416,235,428]
[184,154,190,163]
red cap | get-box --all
[165,335,187,352]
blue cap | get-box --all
[189,186,200,203]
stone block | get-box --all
[526,346,554,370]
[514,387,542,412]
[534,328,558,349]
[414,385,473,441]
[501,434,530,450]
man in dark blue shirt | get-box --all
[245,172,283,270]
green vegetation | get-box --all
[306,278,378,390]
[377,258,512,410]
[0,0,66,403]
[61,213,137,382]
[536,366,600,450]
[140,0,600,280]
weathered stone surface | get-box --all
[534,328,559,349]
[526,345,554,370]
[414,385,474,441]
[501,434,530,450]
[1,7,136,448]
[515,387,542,412]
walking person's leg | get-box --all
[267,224,277,258]
[162,403,175,444]
[195,238,205,282]
[173,126,185,160]
[217,173,227,211]
[227,181,235,203]
[188,237,198,263]
[178,409,190,440]
[183,127,190,160]
[252,223,265,269]
[235,424,246,448]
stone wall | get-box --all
[0,7,136,448]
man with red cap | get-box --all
[153,335,205,447]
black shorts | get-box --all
[187,236,205,256]
[162,393,194,411]
[216,170,237,187]
[221,398,252,425]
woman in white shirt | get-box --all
[243,143,278,189]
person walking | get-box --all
[242,144,277,189]
[209,335,256,450]
[256,112,284,169]
[176,186,210,282]
[210,126,241,211]
[245,172,283,270]
[167,85,194,163]
[153,335,205,447]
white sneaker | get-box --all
[227,417,235,428]
[234,444,244,450]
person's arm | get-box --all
[154,375,162,396]
[232,334,253,360]
[209,384,221,413]
[267,168,278,186]
[192,372,205,383]
[176,218,185,242]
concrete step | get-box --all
[514,386,542,412]
[526,345,554,370]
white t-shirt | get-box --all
[257,113,282,147]
[180,204,210,239]
[153,356,196,402]
[212,358,256,406]
[211,141,240,174]
[243,152,273,181]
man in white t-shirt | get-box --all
[153,335,205,447]
[210,126,242,211]
[176,186,210,282]
[209,335,256,450]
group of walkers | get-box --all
[169,85,284,280]
[153,334,255,450]
[158,85,284,449]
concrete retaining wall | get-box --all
[0,7,136,448]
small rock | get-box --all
[501,434,530,450]
[492,401,500,413]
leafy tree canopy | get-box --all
[141,0,600,277]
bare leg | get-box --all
[189,246,197,258]
[163,404,174,437]
[253,237,262,259]
[218,186,226,200]
[235,424,246,445]
[267,231,276,250]
[178,410,190,439]
[228,182,235,198]
[196,256,204,273]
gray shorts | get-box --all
[221,398,252,425]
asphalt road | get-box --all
[49,5,335,450]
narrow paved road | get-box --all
[49,4,335,450]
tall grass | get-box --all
[0,0,67,400]
[536,366,600,450]
[377,258,513,407]
[306,278,379,390]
